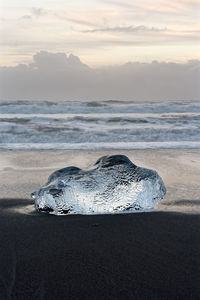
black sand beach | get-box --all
[1,201,200,299]
[0,150,200,299]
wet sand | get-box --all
[0,150,200,299]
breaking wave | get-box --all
[0,100,200,150]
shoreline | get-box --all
[0,149,200,214]
[1,142,200,151]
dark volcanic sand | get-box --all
[0,198,200,300]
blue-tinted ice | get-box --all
[31,155,166,215]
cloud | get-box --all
[19,7,47,21]
[58,17,96,27]
[83,25,167,33]
[101,0,200,18]
[0,51,199,101]
[101,0,137,9]
[21,15,32,20]
[31,7,46,17]
[29,51,88,70]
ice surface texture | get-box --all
[32,155,166,215]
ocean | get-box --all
[0,100,200,150]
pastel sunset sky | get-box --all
[1,0,200,67]
[0,0,199,101]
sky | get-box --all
[0,0,199,101]
[0,0,200,67]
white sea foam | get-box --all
[1,141,200,150]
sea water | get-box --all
[0,100,200,150]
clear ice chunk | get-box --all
[31,155,166,215]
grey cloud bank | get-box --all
[0,51,199,101]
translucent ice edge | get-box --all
[32,155,166,215]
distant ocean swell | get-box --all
[0,100,199,150]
